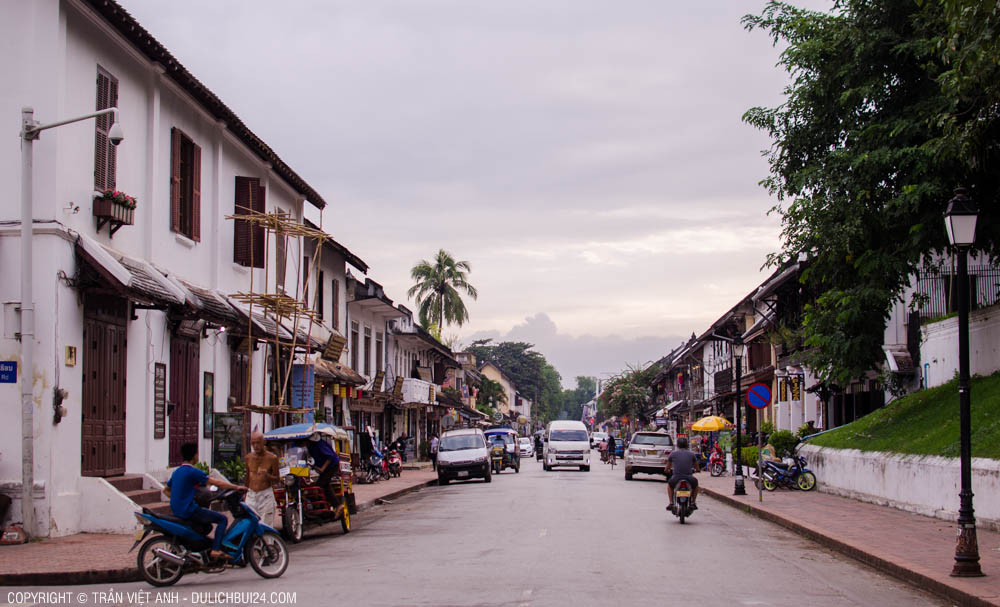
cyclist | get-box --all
[606,434,617,465]
[666,436,700,512]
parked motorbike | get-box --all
[387,448,402,478]
[131,489,288,587]
[669,479,696,524]
[758,453,816,491]
[708,447,725,477]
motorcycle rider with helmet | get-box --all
[666,436,701,512]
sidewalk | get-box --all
[700,473,1000,607]
[0,468,438,586]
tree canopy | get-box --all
[598,363,661,421]
[408,249,478,335]
[466,339,563,421]
[743,0,1000,386]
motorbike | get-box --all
[535,441,544,461]
[708,448,725,477]
[490,444,504,475]
[758,452,816,491]
[387,448,402,478]
[377,449,391,481]
[131,489,289,587]
[670,479,696,524]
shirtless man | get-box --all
[244,430,279,527]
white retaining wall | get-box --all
[921,304,1000,389]
[799,444,1000,530]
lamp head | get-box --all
[944,187,978,247]
[732,338,746,359]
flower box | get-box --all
[93,190,136,237]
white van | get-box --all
[543,420,591,471]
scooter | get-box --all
[131,489,288,587]
[387,448,402,478]
[670,479,696,524]
[535,442,544,462]
[759,453,817,491]
[708,447,726,477]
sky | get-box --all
[119,0,831,387]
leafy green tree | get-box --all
[598,364,660,420]
[743,0,999,386]
[466,340,563,421]
[476,377,508,412]
[408,250,478,332]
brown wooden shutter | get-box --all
[317,271,324,320]
[190,143,201,241]
[107,76,118,190]
[275,228,285,288]
[170,128,182,232]
[233,177,252,265]
[94,72,110,192]
[253,183,265,268]
[332,279,339,330]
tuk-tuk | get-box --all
[264,423,355,543]
[483,428,520,474]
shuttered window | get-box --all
[302,256,310,306]
[274,223,285,288]
[317,271,324,320]
[234,176,265,268]
[170,128,201,241]
[331,279,340,330]
[94,67,119,193]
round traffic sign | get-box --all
[746,383,771,409]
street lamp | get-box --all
[732,337,746,495]
[944,187,983,577]
[18,105,123,538]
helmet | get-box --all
[309,432,322,442]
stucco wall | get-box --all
[920,304,1000,389]
[799,444,1000,530]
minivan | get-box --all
[436,428,491,484]
[543,420,591,471]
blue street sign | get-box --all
[746,383,771,410]
[0,361,16,383]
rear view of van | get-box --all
[543,420,591,471]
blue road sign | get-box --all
[0,361,16,383]
[746,382,771,409]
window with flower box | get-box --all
[94,67,118,193]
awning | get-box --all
[753,262,801,304]
[883,345,915,375]
[75,233,186,306]
[665,400,685,413]
[742,309,776,342]
[313,357,366,385]
[178,280,242,325]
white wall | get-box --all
[800,444,1000,530]
[920,304,1000,388]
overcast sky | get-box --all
[119,0,830,387]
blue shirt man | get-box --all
[307,434,341,509]
[165,442,246,560]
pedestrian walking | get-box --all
[245,430,279,527]
[430,434,439,470]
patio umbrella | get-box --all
[690,416,734,432]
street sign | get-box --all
[746,383,771,409]
[0,361,16,383]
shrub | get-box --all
[219,457,247,483]
[769,430,799,457]
[194,461,210,475]
[737,447,759,467]
[760,420,775,436]
[419,440,430,459]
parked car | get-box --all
[624,430,674,481]
[543,420,591,471]
[518,437,533,458]
[590,431,607,449]
[436,428,491,484]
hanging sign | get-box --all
[746,383,772,410]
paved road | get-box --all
[8,455,944,607]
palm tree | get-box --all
[407,249,478,331]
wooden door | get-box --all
[169,336,201,465]
[81,295,128,477]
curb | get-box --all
[0,479,440,587]
[702,486,999,607]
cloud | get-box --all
[464,313,685,389]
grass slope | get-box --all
[809,370,1000,460]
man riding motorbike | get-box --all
[306,432,344,516]
[164,442,247,561]
[666,436,700,512]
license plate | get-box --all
[676,490,691,497]
[645,450,657,456]
[133,528,146,541]
[457,471,469,478]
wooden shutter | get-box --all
[94,70,111,192]
[253,184,265,268]
[107,76,118,191]
[317,271,324,320]
[170,128,182,232]
[233,177,252,265]
[191,143,201,241]
[331,279,339,330]
[275,225,286,288]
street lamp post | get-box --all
[944,187,983,577]
[733,337,746,495]
[18,106,122,538]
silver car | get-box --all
[624,431,674,480]
[518,437,533,458]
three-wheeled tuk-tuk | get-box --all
[264,423,355,543]
[483,428,520,474]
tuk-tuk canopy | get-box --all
[264,423,349,442]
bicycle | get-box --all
[609,451,616,469]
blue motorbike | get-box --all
[759,453,817,491]
[130,489,289,586]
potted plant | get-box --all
[93,189,136,235]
